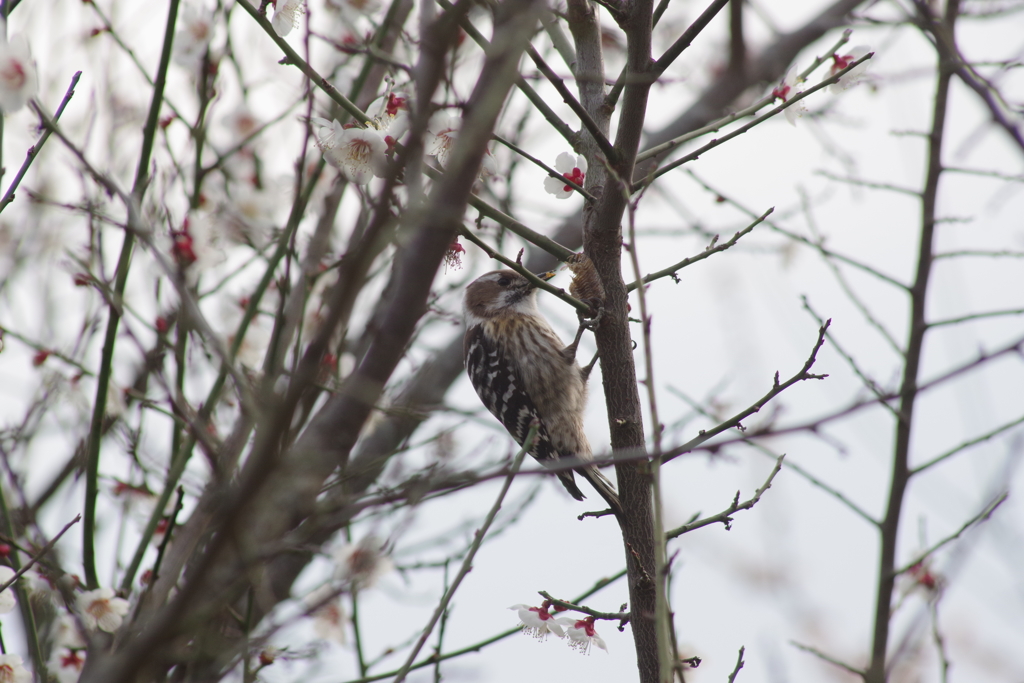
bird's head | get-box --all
[463,269,555,323]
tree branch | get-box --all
[665,455,785,539]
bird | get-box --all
[463,268,621,513]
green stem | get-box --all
[0,484,45,682]
[83,0,181,590]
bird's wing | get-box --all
[465,325,585,500]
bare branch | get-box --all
[927,307,1024,328]
[626,208,771,291]
[644,52,874,187]
[665,455,785,539]
[892,493,1007,577]
[492,133,596,201]
[687,171,909,291]
[662,320,831,464]
[790,641,866,679]
[912,413,1024,474]
[0,72,81,213]
[538,590,630,624]
[0,515,81,595]
[727,646,746,683]
[392,425,535,683]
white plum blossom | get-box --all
[173,6,214,69]
[223,105,260,142]
[313,118,387,184]
[77,587,130,633]
[424,111,498,179]
[334,536,392,589]
[543,152,588,199]
[271,0,305,37]
[829,45,872,93]
[53,612,88,649]
[0,654,31,683]
[566,616,608,654]
[305,586,349,645]
[369,92,410,141]
[231,311,272,369]
[427,112,460,167]
[218,183,276,248]
[22,568,63,606]
[0,566,16,614]
[50,648,85,683]
[772,69,807,126]
[167,214,227,276]
[479,149,498,181]
[510,604,572,641]
[0,34,38,113]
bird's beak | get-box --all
[536,270,557,282]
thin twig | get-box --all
[727,646,746,683]
[927,307,1024,328]
[665,455,785,539]
[435,0,579,147]
[492,134,596,201]
[626,208,771,291]
[662,321,831,464]
[930,601,951,683]
[75,0,182,590]
[236,0,370,125]
[643,52,874,187]
[421,159,577,262]
[801,295,900,419]
[816,170,920,195]
[0,515,81,595]
[634,30,855,164]
[687,171,908,291]
[790,641,866,679]
[391,425,536,683]
[934,249,1024,259]
[666,385,880,525]
[622,177,675,680]
[891,493,1007,577]
[537,591,630,624]
[340,569,628,682]
[523,43,617,163]
[607,0,737,108]
[943,166,1024,182]
[699,332,1024,450]
[800,188,905,357]
[911,413,1024,474]
[0,72,81,213]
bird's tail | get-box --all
[577,465,622,515]
[557,471,587,502]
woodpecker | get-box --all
[463,269,620,513]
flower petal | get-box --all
[544,175,572,198]
[553,151,576,173]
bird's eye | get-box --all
[497,277,511,287]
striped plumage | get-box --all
[463,269,620,512]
